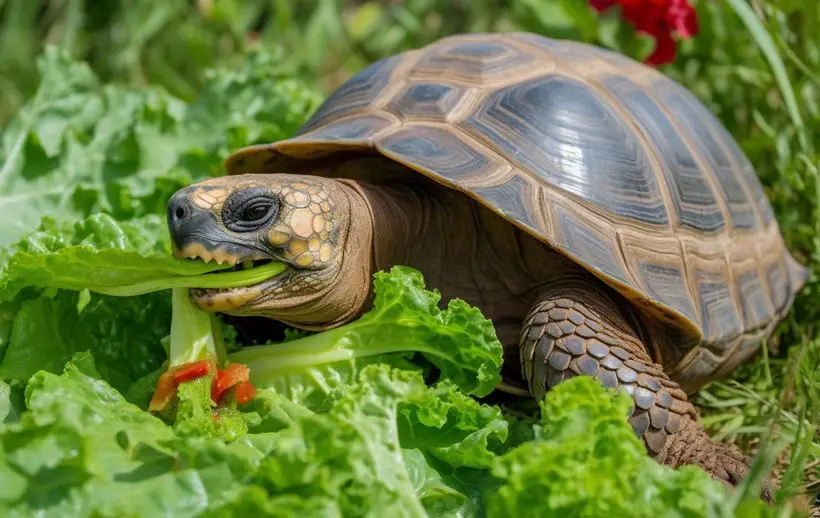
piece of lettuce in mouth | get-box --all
[0,213,286,300]
[148,265,505,431]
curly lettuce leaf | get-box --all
[171,376,256,442]
[486,376,775,518]
[0,358,510,517]
[2,349,764,517]
[0,358,278,517]
[0,289,170,390]
[0,361,173,515]
[178,47,323,162]
[250,365,477,518]
[397,379,509,470]
[0,47,183,247]
[230,266,504,407]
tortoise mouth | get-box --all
[188,284,264,312]
[178,243,292,312]
[188,262,293,313]
[201,258,275,273]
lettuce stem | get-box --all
[86,261,287,297]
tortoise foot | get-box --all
[664,416,775,502]
[519,276,773,502]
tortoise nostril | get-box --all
[175,206,185,220]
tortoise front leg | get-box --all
[519,275,754,491]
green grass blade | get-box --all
[723,0,809,154]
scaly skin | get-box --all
[519,273,758,492]
[166,157,767,497]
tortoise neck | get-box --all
[338,178,476,284]
[341,179,424,271]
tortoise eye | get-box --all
[223,188,279,232]
[243,201,273,222]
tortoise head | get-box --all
[166,173,374,330]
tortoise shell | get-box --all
[224,33,809,388]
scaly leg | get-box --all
[519,275,755,489]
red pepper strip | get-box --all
[211,363,251,404]
[233,382,257,405]
[148,371,178,412]
[172,360,212,383]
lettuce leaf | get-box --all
[0,289,170,391]
[0,214,233,301]
[250,366,466,517]
[397,379,509,470]
[0,47,322,248]
[230,266,505,406]
[0,358,510,517]
[0,47,185,247]
[0,353,771,518]
[487,376,775,518]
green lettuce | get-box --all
[0,355,770,518]
[0,358,507,517]
[0,289,170,391]
[0,46,322,248]
[230,266,505,407]
[487,377,775,518]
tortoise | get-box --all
[165,33,809,490]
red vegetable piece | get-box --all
[234,382,257,405]
[212,363,251,403]
[172,360,212,383]
[148,371,178,412]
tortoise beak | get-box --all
[167,190,212,252]
[166,190,250,264]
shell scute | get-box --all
[550,203,635,288]
[298,114,395,143]
[649,79,760,230]
[736,269,774,329]
[461,75,670,226]
[412,38,536,84]
[387,83,465,121]
[683,241,745,349]
[597,74,726,232]
[379,125,495,181]
[765,258,791,312]
[468,175,541,232]
[299,55,401,133]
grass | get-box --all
[1,0,818,513]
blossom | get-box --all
[590,0,699,65]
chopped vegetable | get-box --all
[212,363,252,404]
[147,370,177,413]
[172,360,213,383]
[233,382,256,404]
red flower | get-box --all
[590,0,699,65]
